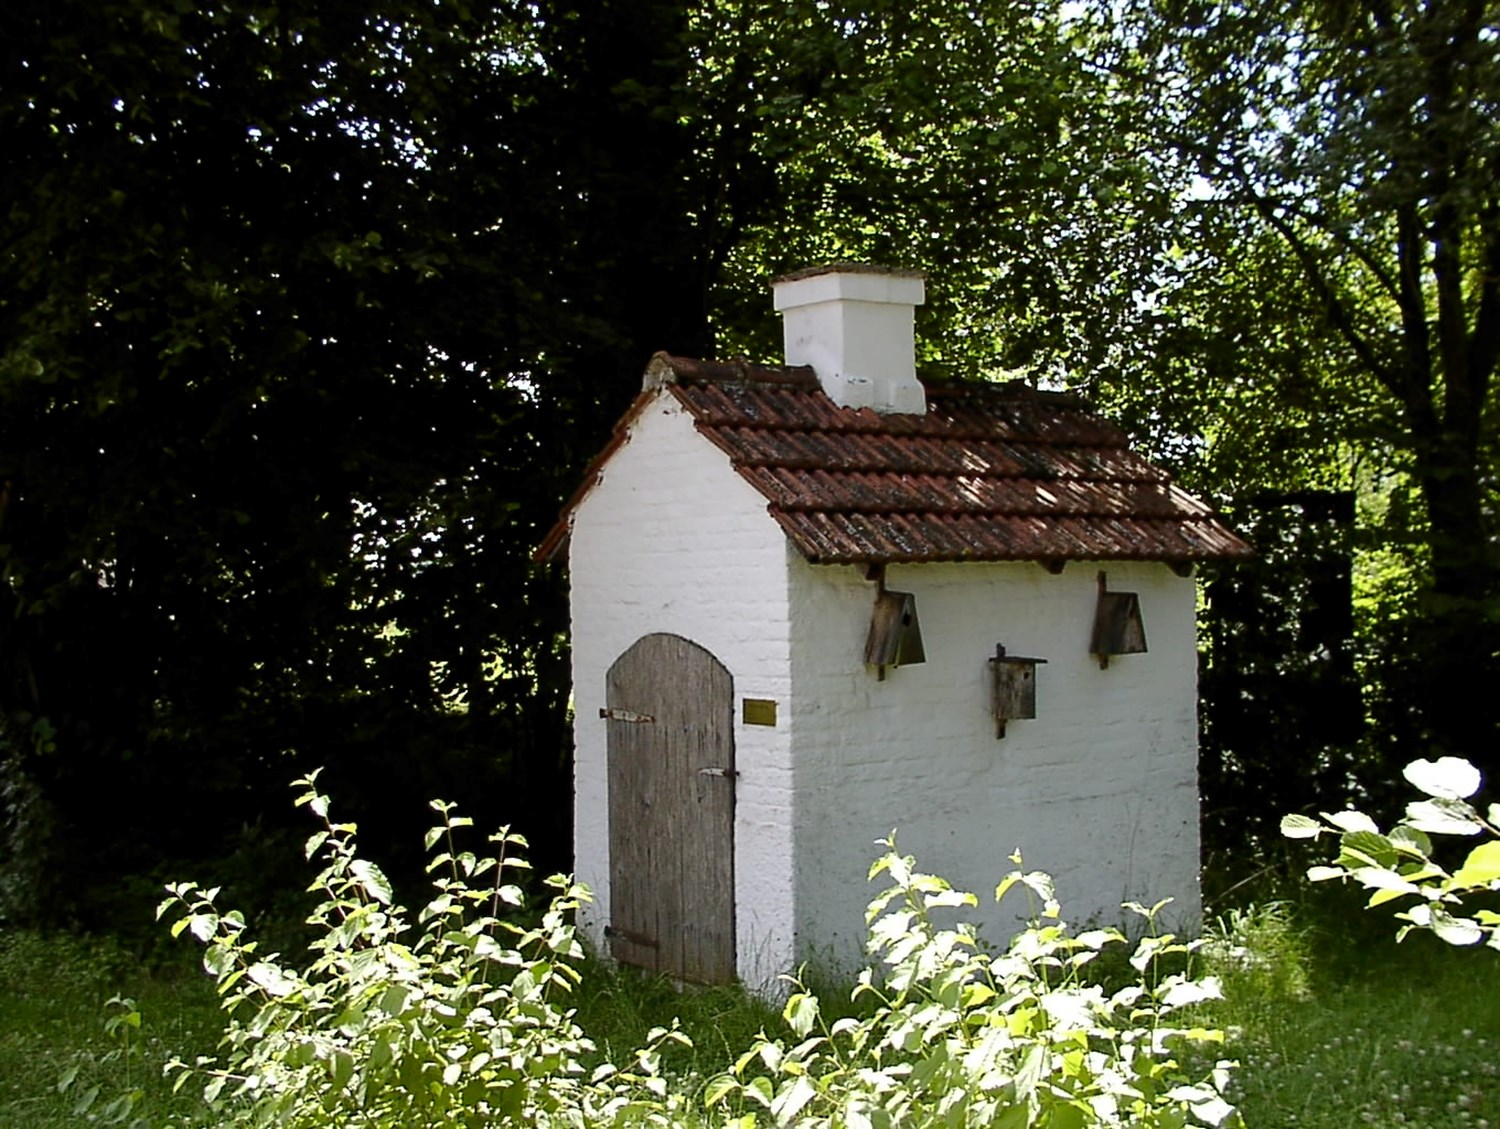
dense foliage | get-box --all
[0,0,726,919]
[713,847,1237,1127]
[2,0,1497,921]
[143,779,1237,1127]
[1121,0,1500,762]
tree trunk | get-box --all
[1413,436,1499,765]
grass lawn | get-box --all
[1201,892,1500,1128]
[2,889,1497,1127]
[0,931,223,1127]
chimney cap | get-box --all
[771,264,926,314]
[770,262,926,287]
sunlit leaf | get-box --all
[1406,799,1484,836]
[1322,809,1379,834]
[1429,909,1484,946]
[1281,813,1323,839]
[1404,758,1482,800]
[247,962,298,998]
[1452,841,1500,888]
[350,859,394,905]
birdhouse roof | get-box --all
[535,353,1252,566]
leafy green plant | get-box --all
[156,772,689,1127]
[705,839,1241,1128]
[1283,756,1500,948]
[141,781,1242,1127]
[56,996,150,1127]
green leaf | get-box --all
[330,1049,354,1090]
[1338,830,1397,869]
[1045,1100,1088,1129]
[1406,799,1484,836]
[744,1076,774,1109]
[350,859,394,905]
[1390,825,1434,858]
[703,1074,739,1107]
[994,1105,1031,1129]
[1281,815,1323,841]
[1452,841,1500,888]
[72,1084,100,1116]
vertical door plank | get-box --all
[606,633,735,984]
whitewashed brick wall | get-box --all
[788,558,1202,974]
[567,393,797,989]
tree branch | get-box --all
[1250,193,1406,397]
[1393,198,1434,408]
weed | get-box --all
[1199,901,1311,1007]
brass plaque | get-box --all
[742,698,777,727]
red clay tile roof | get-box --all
[535,353,1252,566]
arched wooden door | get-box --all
[605,633,736,984]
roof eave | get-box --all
[531,386,665,565]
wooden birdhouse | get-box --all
[865,586,925,676]
[990,645,1047,737]
[536,265,1252,991]
[1092,571,1149,669]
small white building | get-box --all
[536,266,1250,989]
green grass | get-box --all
[4,891,1498,1127]
[0,930,222,1127]
[1197,890,1500,1128]
[1217,954,1500,1127]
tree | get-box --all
[699,1,1185,390]
[1113,0,1500,764]
[0,0,745,921]
[2,0,1175,923]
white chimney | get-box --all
[771,265,927,415]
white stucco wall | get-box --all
[787,558,1202,975]
[566,393,797,989]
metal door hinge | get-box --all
[600,707,654,723]
[604,924,659,949]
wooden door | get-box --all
[606,633,735,984]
